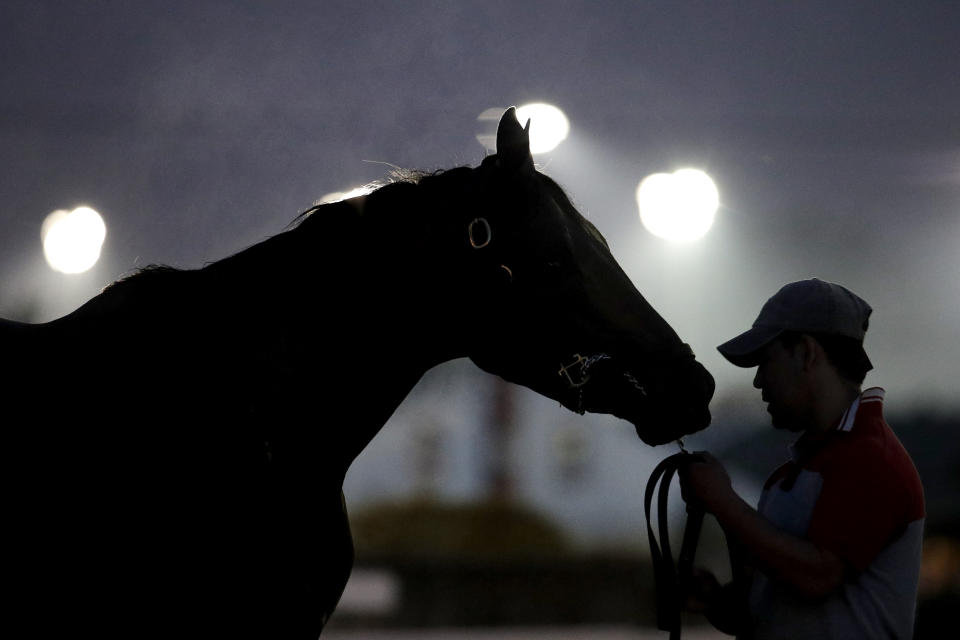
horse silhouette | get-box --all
[0,108,714,638]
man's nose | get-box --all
[752,368,762,389]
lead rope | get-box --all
[645,451,704,640]
[645,448,748,639]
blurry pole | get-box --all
[414,419,443,498]
[555,425,589,487]
[486,376,515,502]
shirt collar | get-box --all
[789,387,886,460]
[837,395,861,433]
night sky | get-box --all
[2,1,958,408]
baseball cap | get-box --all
[717,278,873,368]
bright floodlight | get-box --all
[516,103,569,154]
[636,169,718,242]
[42,206,107,274]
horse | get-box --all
[0,108,714,638]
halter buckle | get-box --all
[558,354,591,389]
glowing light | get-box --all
[42,206,107,274]
[515,103,569,154]
[318,186,374,204]
[636,169,718,242]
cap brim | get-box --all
[717,325,783,368]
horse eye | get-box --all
[543,260,563,275]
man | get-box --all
[680,278,924,639]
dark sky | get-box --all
[2,1,958,406]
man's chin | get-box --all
[769,408,803,432]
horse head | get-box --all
[429,108,714,445]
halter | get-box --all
[557,353,612,390]
[465,216,697,416]
[558,353,619,414]
[468,217,491,249]
[467,216,513,283]
[557,343,696,414]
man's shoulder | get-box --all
[852,411,922,485]
[806,412,924,517]
[813,391,916,468]
[809,417,915,477]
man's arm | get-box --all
[679,452,846,601]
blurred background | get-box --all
[2,2,957,637]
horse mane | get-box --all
[101,263,192,297]
[289,166,462,232]
[101,164,603,301]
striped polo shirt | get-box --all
[748,388,925,639]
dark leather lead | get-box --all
[645,452,707,640]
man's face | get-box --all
[752,338,810,432]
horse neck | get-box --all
[266,192,477,463]
[193,194,470,385]
[312,188,474,366]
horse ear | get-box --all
[496,107,534,173]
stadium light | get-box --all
[476,104,570,155]
[42,206,107,274]
[516,103,570,154]
[636,169,718,243]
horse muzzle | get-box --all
[634,360,715,445]
[575,356,715,446]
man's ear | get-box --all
[799,334,824,370]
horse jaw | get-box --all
[469,346,714,447]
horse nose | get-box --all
[698,361,716,404]
[686,360,715,432]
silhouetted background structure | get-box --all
[2,1,958,635]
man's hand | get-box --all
[678,451,737,516]
[679,452,847,601]
[684,568,722,613]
